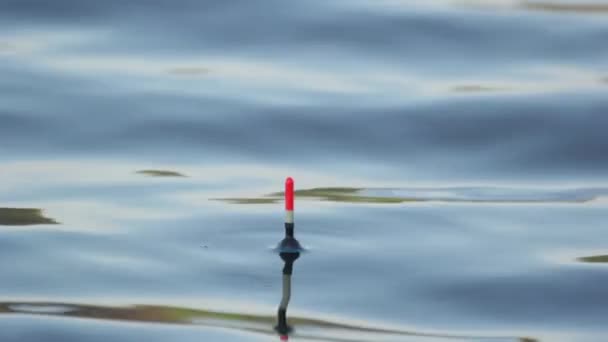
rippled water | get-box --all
[1,1,608,341]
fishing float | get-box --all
[275,177,303,340]
[277,177,302,252]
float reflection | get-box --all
[275,250,300,340]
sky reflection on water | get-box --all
[2,0,608,341]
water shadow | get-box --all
[0,208,58,226]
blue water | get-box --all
[1,1,608,341]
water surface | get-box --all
[1,1,608,341]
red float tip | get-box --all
[285,177,294,211]
[280,335,289,341]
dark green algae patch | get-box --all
[578,255,608,263]
[217,198,280,204]
[521,1,608,14]
[280,187,415,203]
[451,85,509,93]
[135,169,187,177]
[0,208,58,226]
[0,301,537,341]
[212,187,418,205]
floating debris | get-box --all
[0,208,58,226]
[135,170,187,177]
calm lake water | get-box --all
[1,1,608,341]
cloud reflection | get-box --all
[1,28,605,103]
[167,67,210,76]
